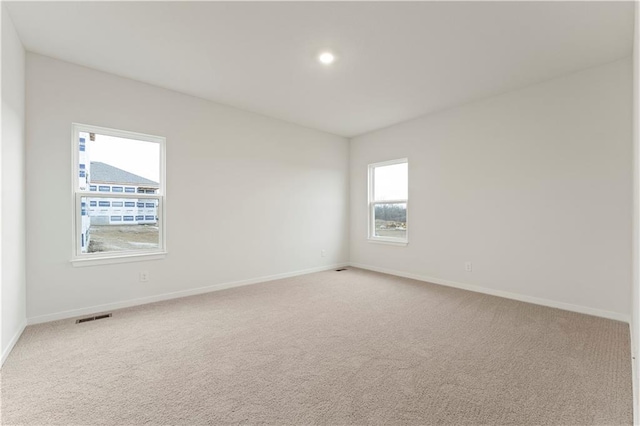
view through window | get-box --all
[74,124,165,259]
[369,159,408,243]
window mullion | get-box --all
[76,192,161,200]
[371,199,407,205]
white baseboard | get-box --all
[631,329,638,426]
[1,320,27,367]
[27,262,349,325]
[629,321,640,426]
[24,260,630,335]
[349,262,630,323]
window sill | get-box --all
[367,238,408,247]
[71,252,167,267]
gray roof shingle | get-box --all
[90,162,158,186]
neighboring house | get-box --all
[79,139,158,252]
[86,162,159,226]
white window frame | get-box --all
[71,123,167,266]
[368,158,408,246]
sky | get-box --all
[85,133,160,182]
[374,162,408,201]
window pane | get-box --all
[78,131,160,192]
[374,162,407,201]
[374,203,407,239]
[80,196,159,254]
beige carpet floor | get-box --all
[1,268,632,425]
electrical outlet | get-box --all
[139,271,149,282]
[321,249,326,257]
[464,262,472,272]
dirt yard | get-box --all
[88,225,159,253]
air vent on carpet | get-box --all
[335,268,348,272]
[75,313,112,324]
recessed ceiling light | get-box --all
[318,52,335,65]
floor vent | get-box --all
[76,313,112,324]
[335,268,348,272]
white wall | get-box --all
[1,7,27,363]
[25,53,349,322]
[351,58,633,320]
[632,2,639,421]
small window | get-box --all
[368,159,408,244]
[72,123,166,264]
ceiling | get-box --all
[5,1,635,137]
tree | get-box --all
[375,204,406,223]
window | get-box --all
[368,158,408,244]
[72,123,166,265]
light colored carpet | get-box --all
[1,268,632,425]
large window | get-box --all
[72,123,166,264]
[368,158,408,244]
